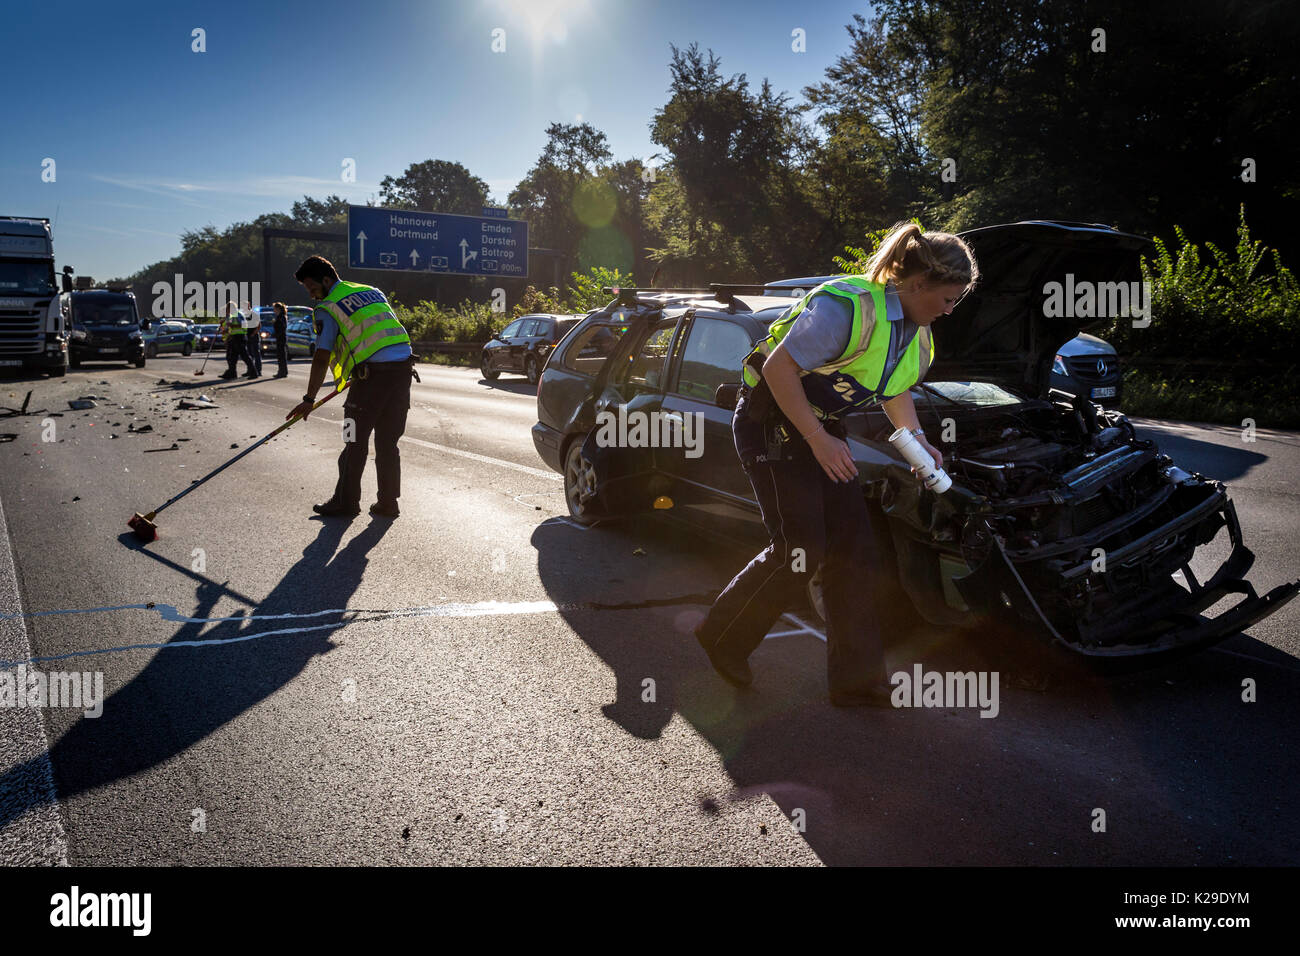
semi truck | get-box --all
[0,216,68,376]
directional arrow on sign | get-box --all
[459,239,477,270]
[356,231,367,263]
[409,249,420,267]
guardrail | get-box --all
[409,340,482,354]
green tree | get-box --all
[647,44,822,285]
[379,160,490,214]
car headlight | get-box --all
[130,332,143,342]
[71,329,87,340]
[1051,354,1067,376]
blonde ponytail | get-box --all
[865,221,979,289]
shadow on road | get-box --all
[476,377,536,396]
[531,512,1300,865]
[1132,424,1269,482]
[0,517,391,834]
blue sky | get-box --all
[2,0,872,279]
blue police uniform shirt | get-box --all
[314,309,413,363]
[781,279,903,372]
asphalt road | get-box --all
[0,355,1297,866]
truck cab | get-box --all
[0,216,67,376]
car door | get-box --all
[493,318,524,370]
[659,314,759,507]
[513,318,542,369]
[584,315,681,515]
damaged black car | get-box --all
[531,221,1298,660]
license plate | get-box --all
[1092,386,1116,398]
[97,348,120,354]
[0,359,21,366]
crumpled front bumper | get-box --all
[954,495,1299,657]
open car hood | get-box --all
[926,221,1153,397]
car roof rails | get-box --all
[600,286,764,312]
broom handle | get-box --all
[148,383,350,518]
[197,327,216,371]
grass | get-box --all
[413,350,478,368]
[1121,368,1300,430]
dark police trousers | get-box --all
[332,360,412,509]
[274,330,288,376]
[248,327,263,375]
[225,335,255,375]
[695,389,889,696]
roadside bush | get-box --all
[391,265,636,345]
[1105,205,1300,362]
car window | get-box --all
[623,320,677,390]
[500,319,524,338]
[675,318,754,401]
[521,318,543,337]
[561,321,631,375]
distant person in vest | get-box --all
[271,301,290,377]
[218,300,256,380]
[286,255,415,520]
[693,222,979,707]
[242,299,263,377]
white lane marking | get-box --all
[0,600,563,665]
[0,492,69,863]
[399,435,560,480]
[767,612,827,642]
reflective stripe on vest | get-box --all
[741,276,933,418]
[319,280,410,382]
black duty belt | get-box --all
[353,356,419,382]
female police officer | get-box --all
[694,222,978,706]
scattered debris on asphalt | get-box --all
[0,391,42,418]
[69,399,96,410]
[177,397,218,410]
[0,434,16,443]
[143,444,180,453]
[127,423,154,433]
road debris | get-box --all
[69,399,96,410]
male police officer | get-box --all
[285,256,415,519]
[242,299,263,377]
[219,300,255,380]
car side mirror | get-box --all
[714,382,742,410]
[140,319,152,331]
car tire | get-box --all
[69,353,81,369]
[524,354,540,385]
[134,355,147,369]
[146,343,158,358]
[563,436,601,526]
[481,353,499,380]
[183,342,193,356]
[50,365,67,377]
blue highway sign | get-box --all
[347,205,529,277]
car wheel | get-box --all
[69,353,81,369]
[481,353,499,380]
[563,437,601,525]
[146,343,158,358]
[183,342,193,356]
[50,365,67,377]
[134,355,147,368]
[524,354,540,385]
